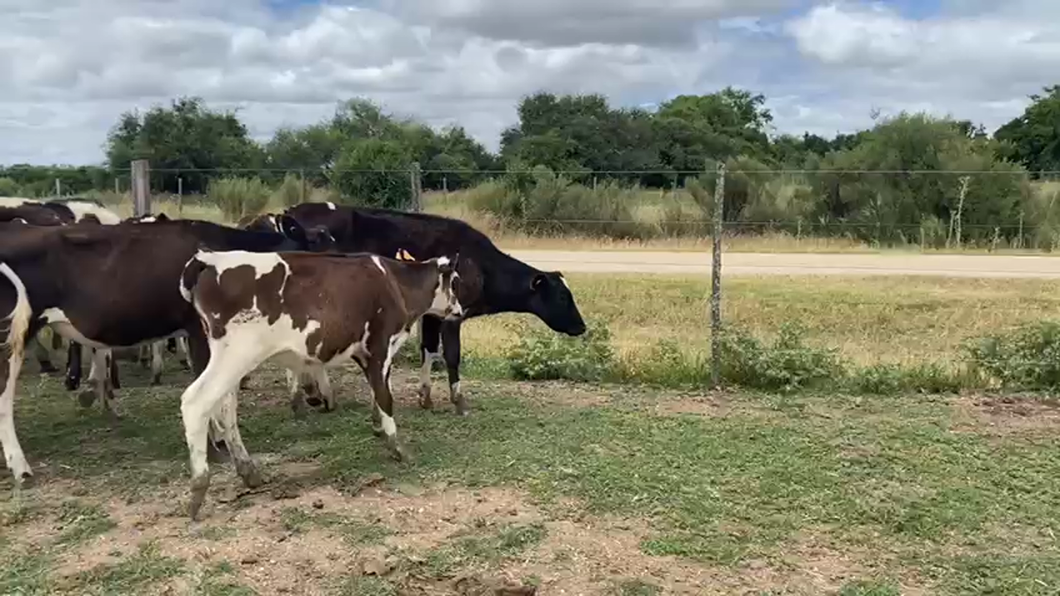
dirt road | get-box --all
[507,250,1060,278]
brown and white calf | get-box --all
[177,249,462,519]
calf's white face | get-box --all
[429,256,463,320]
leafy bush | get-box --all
[273,173,305,207]
[469,167,644,239]
[619,338,710,386]
[966,320,1060,390]
[507,318,615,382]
[0,177,21,197]
[849,362,962,395]
[331,138,412,208]
[718,323,842,392]
[209,177,271,221]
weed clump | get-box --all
[507,318,615,382]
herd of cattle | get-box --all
[0,196,587,519]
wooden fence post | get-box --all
[710,162,726,389]
[409,162,423,211]
[131,159,151,217]
[177,177,184,217]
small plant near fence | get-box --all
[507,318,616,382]
[965,320,1060,390]
[717,322,842,393]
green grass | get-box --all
[2,361,1059,593]
[452,273,1060,380]
[4,270,1060,593]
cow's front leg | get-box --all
[441,319,467,416]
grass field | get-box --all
[3,272,1060,594]
[2,356,1058,594]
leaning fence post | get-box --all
[710,162,726,389]
[409,162,422,212]
[131,159,151,217]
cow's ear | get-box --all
[530,273,546,291]
[278,214,307,244]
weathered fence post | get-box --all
[955,175,970,248]
[113,177,120,195]
[131,159,151,217]
[409,162,423,212]
[710,162,726,389]
[54,178,61,198]
[176,177,184,217]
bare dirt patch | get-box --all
[950,394,1060,438]
[1,469,901,595]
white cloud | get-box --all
[783,1,1060,135]
[2,0,1060,164]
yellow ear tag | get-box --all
[395,248,416,262]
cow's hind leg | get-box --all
[181,341,270,520]
[66,341,82,392]
[150,341,164,385]
[33,333,58,374]
[441,319,468,416]
[81,349,120,421]
[418,316,442,410]
[215,389,262,490]
[368,328,411,461]
[0,264,34,487]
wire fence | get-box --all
[13,160,1060,388]
[48,164,1051,253]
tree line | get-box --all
[3,86,1060,247]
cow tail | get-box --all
[179,253,210,304]
[0,263,31,359]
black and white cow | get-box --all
[0,215,326,487]
[177,249,462,518]
[281,202,586,415]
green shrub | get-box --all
[966,320,1060,389]
[619,338,709,387]
[507,318,615,382]
[470,167,645,239]
[0,177,21,197]
[273,173,305,207]
[209,177,271,221]
[331,138,412,208]
[849,362,963,395]
[718,323,842,392]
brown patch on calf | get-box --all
[194,262,288,339]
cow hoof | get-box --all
[304,395,323,408]
[236,462,263,489]
[188,476,210,521]
[14,471,35,491]
[386,440,406,463]
[418,386,434,410]
[150,375,162,386]
[371,424,384,438]
[77,391,97,408]
[65,377,81,391]
[452,397,469,417]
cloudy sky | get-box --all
[2,0,1058,165]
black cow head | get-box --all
[276,214,316,251]
[526,271,586,336]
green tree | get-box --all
[807,113,1026,245]
[105,96,265,193]
[995,85,1060,175]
